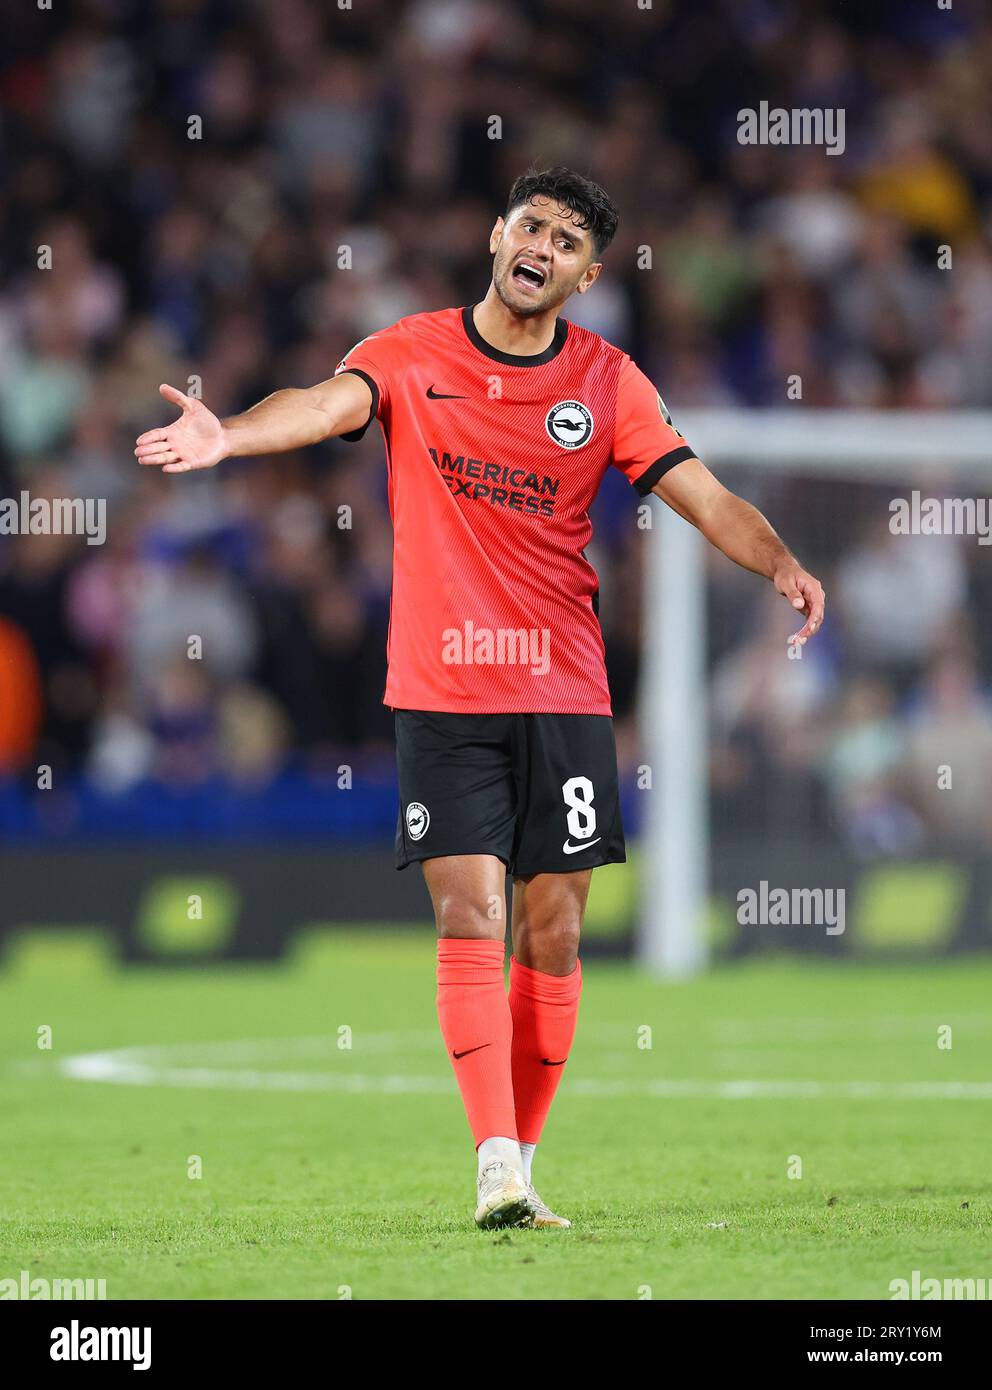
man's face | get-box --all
[489,196,602,316]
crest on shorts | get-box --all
[406,802,430,841]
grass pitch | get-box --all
[1,929,989,1300]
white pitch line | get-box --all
[52,1041,992,1100]
[568,1078,992,1100]
[69,1031,444,1065]
[710,1014,992,1043]
[60,1055,453,1094]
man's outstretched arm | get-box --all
[134,374,375,473]
[652,456,826,644]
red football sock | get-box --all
[509,955,583,1145]
[436,938,517,1147]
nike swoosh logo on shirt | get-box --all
[452,1044,491,1059]
[562,837,602,855]
[426,385,468,399]
[541,1058,567,1066]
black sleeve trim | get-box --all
[336,368,380,441]
[632,445,697,495]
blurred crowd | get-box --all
[2,0,992,852]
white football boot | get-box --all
[474,1159,533,1229]
[523,1183,571,1229]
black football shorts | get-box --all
[393,709,626,876]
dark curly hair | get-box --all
[504,166,619,259]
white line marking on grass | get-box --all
[89,1031,443,1063]
[710,1014,992,1043]
[51,1037,992,1100]
[568,1079,992,1100]
[61,1056,453,1094]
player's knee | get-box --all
[434,895,504,941]
[515,910,581,961]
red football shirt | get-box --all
[334,304,696,714]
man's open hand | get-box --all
[774,564,826,645]
[134,384,227,473]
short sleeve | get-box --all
[611,356,697,494]
[333,323,403,441]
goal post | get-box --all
[636,408,992,977]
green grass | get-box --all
[1,930,990,1299]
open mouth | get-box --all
[512,261,547,293]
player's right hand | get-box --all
[134,384,228,473]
